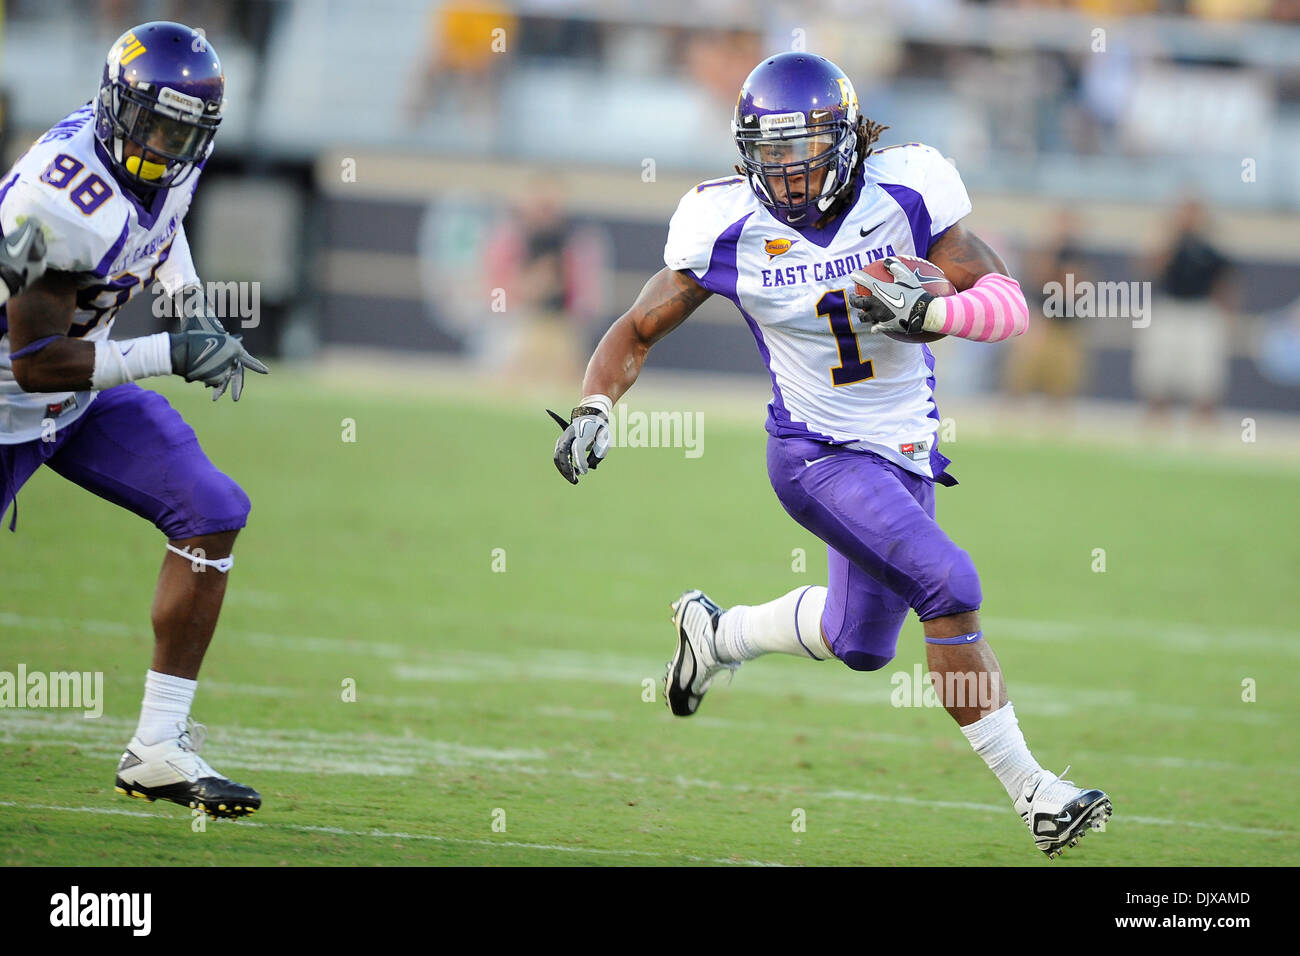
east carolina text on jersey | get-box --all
[761,247,895,288]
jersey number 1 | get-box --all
[818,289,875,386]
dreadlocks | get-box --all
[811,115,890,230]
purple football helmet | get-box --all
[95,21,224,190]
[732,53,861,223]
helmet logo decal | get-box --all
[759,112,806,133]
[158,87,205,116]
[115,32,148,66]
[764,238,798,260]
[836,77,857,110]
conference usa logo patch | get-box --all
[764,238,797,260]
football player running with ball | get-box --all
[552,53,1110,858]
[1,22,265,818]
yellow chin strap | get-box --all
[124,154,168,181]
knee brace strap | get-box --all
[925,630,983,645]
[166,542,234,573]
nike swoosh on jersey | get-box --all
[859,220,887,238]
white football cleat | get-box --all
[1015,766,1111,859]
[665,589,739,717]
[115,718,261,819]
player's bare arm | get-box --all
[7,271,90,392]
[926,220,1008,291]
[8,270,267,400]
[583,266,712,403]
[552,267,710,483]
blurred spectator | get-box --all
[1003,209,1091,408]
[1134,197,1234,424]
[481,183,610,384]
[682,28,762,112]
[406,1,516,130]
[1077,36,1136,155]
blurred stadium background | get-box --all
[3,0,1299,418]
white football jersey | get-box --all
[0,105,201,443]
[664,143,971,480]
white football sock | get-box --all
[713,586,834,663]
[134,670,197,745]
[960,701,1044,801]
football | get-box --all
[853,254,955,343]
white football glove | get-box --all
[0,218,47,306]
[550,399,612,485]
[847,258,936,335]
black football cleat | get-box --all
[1015,767,1111,859]
[115,718,261,819]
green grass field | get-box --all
[2,370,1297,866]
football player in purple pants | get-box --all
[1,22,265,818]
[553,53,1110,858]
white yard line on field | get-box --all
[6,604,1296,663]
[3,711,1292,839]
[385,652,1282,727]
[0,801,784,866]
[0,710,545,777]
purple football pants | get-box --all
[1,383,249,539]
[767,435,982,672]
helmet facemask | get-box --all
[99,76,220,190]
[735,111,857,224]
